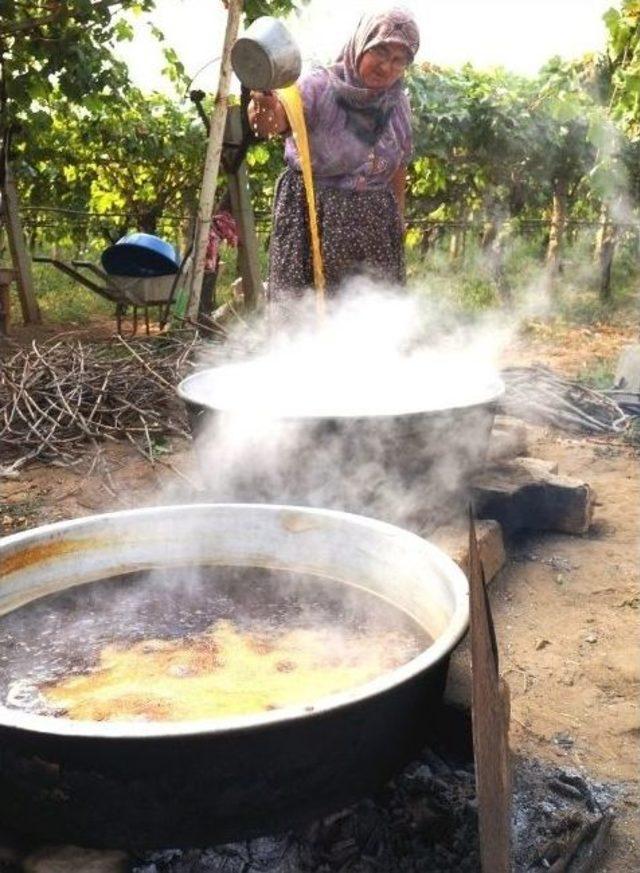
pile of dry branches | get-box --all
[500,365,629,435]
[1,333,204,473]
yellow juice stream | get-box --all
[276,84,326,316]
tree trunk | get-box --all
[546,176,568,278]
[449,223,463,261]
[181,212,196,254]
[420,227,431,256]
[600,227,617,303]
[594,202,608,262]
[481,219,497,250]
[594,202,618,302]
[461,215,470,258]
[599,236,617,301]
[491,226,511,306]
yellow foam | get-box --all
[43,620,421,722]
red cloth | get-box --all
[205,211,239,271]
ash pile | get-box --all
[131,732,617,873]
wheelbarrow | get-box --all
[33,234,185,335]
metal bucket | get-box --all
[231,16,302,91]
[0,504,468,847]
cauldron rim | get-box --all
[0,503,469,741]
[176,362,505,421]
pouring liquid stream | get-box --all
[276,84,326,318]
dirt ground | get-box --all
[493,320,639,869]
[1,316,639,869]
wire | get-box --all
[185,56,222,94]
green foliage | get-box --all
[244,0,306,25]
[406,61,600,224]
[1,1,156,124]
[31,262,112,323]
[407,225,640,320]
[14,87,206,245]
[603,0,640,139]
[2,0,639,327]
[407,244,499,313]
[245,137,285,216]
[575,359,616,389]
[0,0,201,247]
[85,90,205,230]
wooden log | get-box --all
[547,812,614,872]
[472,457,594,535]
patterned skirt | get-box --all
[268,169,405,305]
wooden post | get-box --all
[225,106,262,310]
[595,202,617,302]
[0,266,16,334]
[468,512,512,873]
[186,0,243,322]
[546,176,568,279]
[1,164,40,323]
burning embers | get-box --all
[0,565,430,723]
[40,619,424,722]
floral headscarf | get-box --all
[329,6,420,109]
[327,6,419,145]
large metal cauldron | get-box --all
[178,360,505,527]
[0,504,468,848]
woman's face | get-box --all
[357,42,410,89]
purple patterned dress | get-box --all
[268,64,414,303]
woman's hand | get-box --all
[247,91,289,138]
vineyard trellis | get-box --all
[1,1,638,313]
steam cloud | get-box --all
[188,279,506,532]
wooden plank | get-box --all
[468,513,512,873]
[224,105,262,311]
[1,164,40,323]
[227,164,262,310]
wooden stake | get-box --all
[1,164,40,323]
[225,106,262,310]
[0,266,15,334]
[468,509,512,873]
[186,0,243,322]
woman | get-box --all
[248,7,419,308]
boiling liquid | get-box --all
[276,83,325,315]
[42,619,420,722]
[0,567,430,723]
